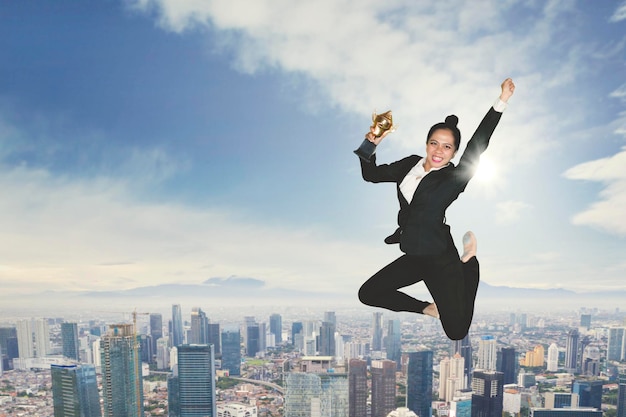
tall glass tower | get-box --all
[221,327,241,376]
[371,312,383,351]
[269,313,282,344]
[618,373,626,417]
[51,364,101,417]
[471,370,504,417]
[61,322,80,361]
[566,328,580,373]
[100,324,144,417]
[497,347,517,385]
[190,307,208,344]
[149,313,163,360]
[349,359,367,417]
[406,350,433,417]
[171,304,184,348]
[173,344,216,417]
[384,319,401,367]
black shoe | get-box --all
[384,228,402,244]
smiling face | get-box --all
[424,128,457,171]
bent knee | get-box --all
[358,284,377,306]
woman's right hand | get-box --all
[365,126,391,145]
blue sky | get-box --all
[1,0,625,311]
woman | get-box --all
[357,78,515,340]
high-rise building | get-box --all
[100,324,143,417]
[384,319,402,367]
[207,323,220,355]
[16,319,34,358]
[348,359,367,417]
[319,321,336,356]
[246,325,260,357]
[497,347,517,385]
[51,364,101,417]
[221,327,241,376]
[477,336,497,371]
[372,312,383,352]
[170,344,216,417]
[580,314,592,329]
[471,370,504,417]
[522,345,545,367]
[451,334,473,387]
[323,311,336,326]
[291,322,303,346]
[608,327,626,362]
[269,314,282,344]
[33,319,51,357]
[406,351,433,417]
[371,359,396,417]
[0,327,18,371]
[149,313,163,360]
[572,379,603,410]
[190,307,208,345]
[618,373,626,417]
[61,323,80,361]
[171,304,184,348]
[156,337,169,370]
[582,345,601,377]
[547,343,559,372]
[139,334,153,363]
[284,372,348,417]
[439,354,465,402]
[565,329,580,373]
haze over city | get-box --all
[1,1,625,313]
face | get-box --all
[424,128,457,171]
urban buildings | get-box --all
[270,313,282,344]
[371,359,396,417]
[476,336,497,371]
[471,370,503,417]
[371,312,383,352]
[221,326,241,376]
[547,343,559,372]
[348,359,367,417]
[284,371,348,417]
[406,351,433,417]
[439,354,465,402]
[170,344,216,417]
[171,304,184,348]
[100,324,144,417]
[51,364,101,417]
[61,322,80,361]
[565,329,580,373]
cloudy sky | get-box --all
[1,0,625,312]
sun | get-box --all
[474,156,497,183]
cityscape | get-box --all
[1,303,626,417]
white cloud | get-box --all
[495,200,532,225]
[610,83,626,102]
[610,1,626,22]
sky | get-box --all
[1,0,625,314]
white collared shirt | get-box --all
[399,98,507,204]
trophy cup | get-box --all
[354,110,395,162]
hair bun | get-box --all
[444,115,458,128]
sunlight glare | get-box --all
[474,156,497,183]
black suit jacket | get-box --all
[360,107,502,256]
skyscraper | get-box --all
[190,307,208,344]
[608,327,626,362]
[471,370,504,417]
[547,343,559,372]
[618,373,626,417]
[51,364,101,417]
[171,304,184,348]
[497,347,517,385]
[246,325,260,357]
[100,324,143,417]
[61,323,80,361]
[285,372,349,417]
[439,354,465,402]
[291,322,303,346]
[323,311,336,326]
[384,319,402,367]
[207,323,220,355]
[572,379,603,410]
[477,336,497,371]
[16,319,34,358]
[171,344,216,417]
[270,314,282,344]
[565,329,580,373]
[580,314,592,329]
[221,327,241,376]
[451,334,473,386]
[348,359,367,417]
[0,327,17,371]
[33,318,50,357]
[371,359,396,417]
[149,313,163,360]
[319,321,336,356]
[372,312,383,351]
[406,351,433,417]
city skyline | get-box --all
[1,1,626,313]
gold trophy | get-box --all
[354,110,395,162]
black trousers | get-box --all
[358,250,479,341]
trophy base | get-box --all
[354,139,376,162]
